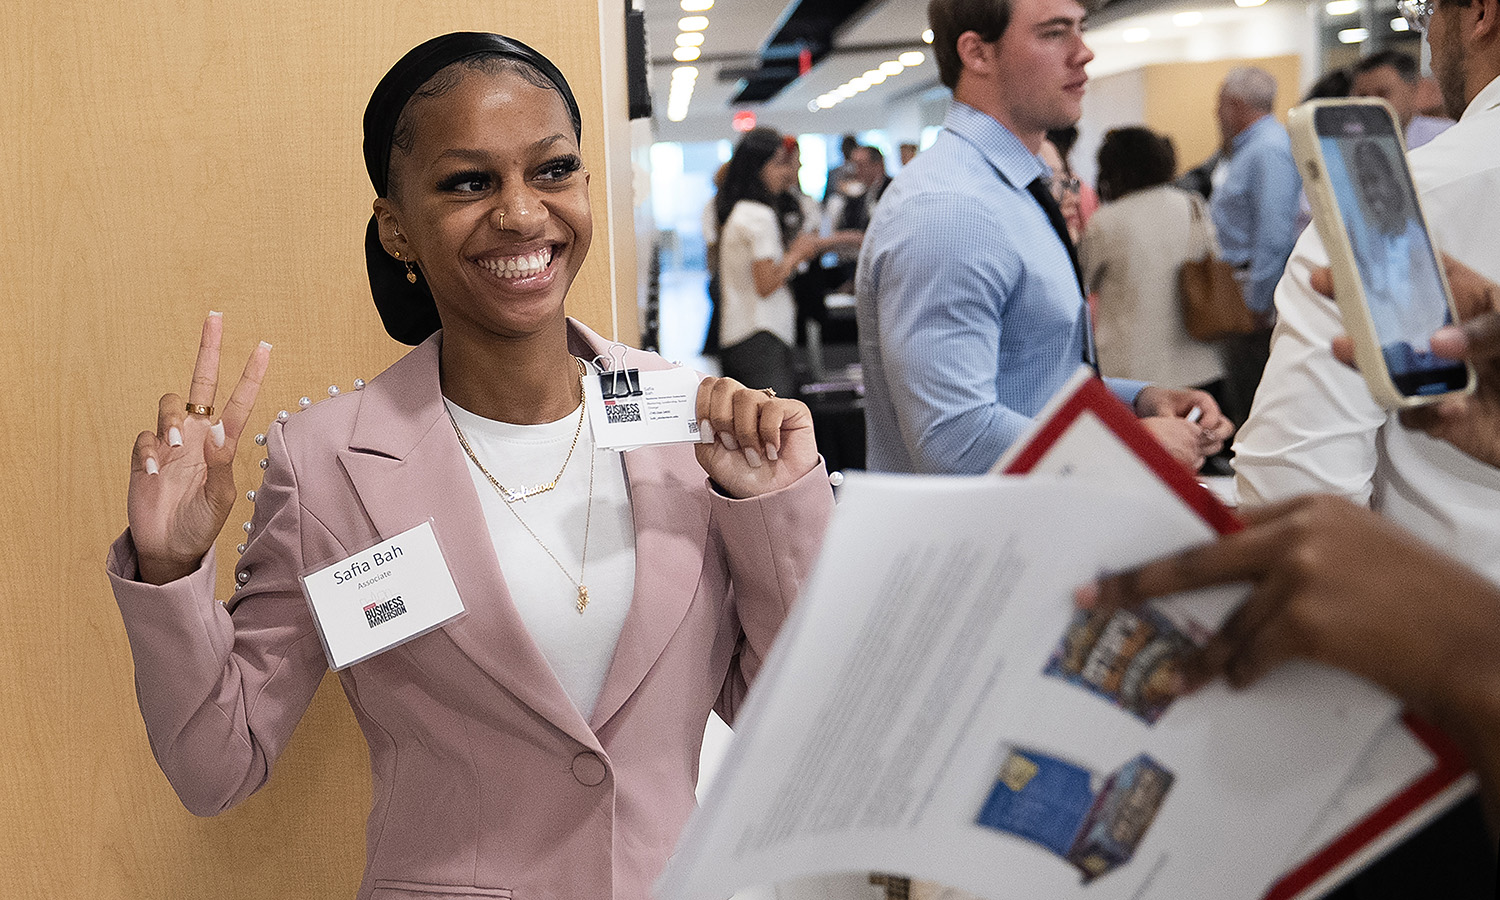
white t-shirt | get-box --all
[1234,75,1500,583]
[718,199,796,347]
[445,395,636,719]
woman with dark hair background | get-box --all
[106,33,832,900]
[1082,126,1228,409]
[714,127,855,397]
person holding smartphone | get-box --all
[1233,0,1500,585]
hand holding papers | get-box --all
[659,371,1397,900]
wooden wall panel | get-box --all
[0,2,631,896]
[1143,55,1303,174]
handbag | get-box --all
[1178,195,1257,341]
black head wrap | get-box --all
[362,32,583,344]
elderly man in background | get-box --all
[1209,66,1303,424]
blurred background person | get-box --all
[1305,65,1353,102]
[1082,127,1227,417]
[699,161,730,357]
[1046,125,1098,240]
[823,133,861,203]
[822,144,890,292]
[1038,138,1084,243]
[716,128,851,397]
[1210,65,1302,426]
[1351,49,1454,150]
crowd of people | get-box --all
[105,0,1500,896]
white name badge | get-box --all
[299,520,466,670]
[583,365,710,451]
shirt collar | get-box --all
[942,101,1049,190]
[1461,73,1500,120]
[1229,113,1275,153]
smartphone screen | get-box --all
[1313,104,1469,398]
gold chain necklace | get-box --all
[449,359,588,503]
[448,359,597,613]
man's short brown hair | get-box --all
[928,0,1014,90]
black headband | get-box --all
[362,32,583,345]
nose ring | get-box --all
[498,210,507,230]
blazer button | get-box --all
[571,751,607,786]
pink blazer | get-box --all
[107,320,834,900]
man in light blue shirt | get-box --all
[1209,66,1303,423]
[856,0,1231,476]
[1211,67,1303,318]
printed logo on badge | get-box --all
[584,364,708,451]
[299,520,466,669]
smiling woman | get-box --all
[105,31,833,900]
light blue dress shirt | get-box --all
[856,102,1145,475]
[1209,114,1304,315]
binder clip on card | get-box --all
[583,344,710,451]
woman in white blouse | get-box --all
[1081,127,1227,394]
[714,128,852,397]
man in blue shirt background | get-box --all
[856,0,1232,476]
[1209,66,1303,424]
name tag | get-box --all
[299,520,466,670]
[583,366,709,451]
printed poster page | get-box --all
[658,475,1395,900]
[988,369,1468,900]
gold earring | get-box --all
[405,260,417,283]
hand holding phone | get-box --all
[1288,98,1474,408]
[1315,258,1500,469]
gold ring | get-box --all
[760,388,777,398]
[185,403,214,417]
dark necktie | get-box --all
[1026,176,1098,371]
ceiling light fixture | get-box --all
[1390,15,1410,29]
[673,46,700,62]
[1123,27,1151,41]
[922,29,934,43]
[1326,0,1361,14]
[676,32,704,47]
[678,16,709,31]
[1337,26,1370,41]
[1173,11,1203,26]
[1234,0,1267,7]
[811,52,928,112]
[680,0,713,11]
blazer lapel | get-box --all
[567,324,713,731]
[337,335,598,751]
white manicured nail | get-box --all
[719,431,740,451]
[210,421,225,448]
[259,340,273,350]
[765,444,778,462]
[743,447,761,468]
[144,457,159,476]
[208,310,222,317]
[699,419,714,444]
[168,426,183,448]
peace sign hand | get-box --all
[127,313,271,585]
